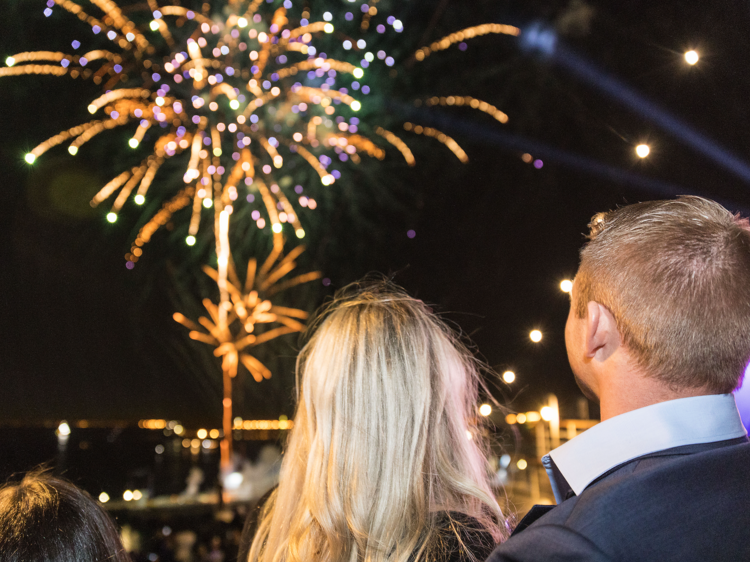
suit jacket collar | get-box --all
[543,394,747,502]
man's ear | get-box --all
[584,301,619,360]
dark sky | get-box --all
[2,0,750,427]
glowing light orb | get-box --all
[517,459,528,470]
[132,490,143,500]
[351,100,362,111]
[272,223,283,233]
[530,329,543,343]
[479,403,492,416]
[106,212,117,223]
[98,492,110,503]
[352,67,364,79]
[129,138,139,149]
[68,145,78,156]
[635,144,650,158]
[502,370,516,384]
[540,406,555,421]
[57,422,71,436]
[134,194,145,205]
[186,235,196,246]
[526,411,541,423]
[149,20,160,31]
[560,279,573,293]
[24,153,36,164]
[197,428,208,439]
[229,99,240,110]
[224,472,244,490]
[5,56,15,67]
[324,23,334,33]
[684,50,699,65]
[123,490,134,501]
[295,228,305,239]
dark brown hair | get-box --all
[0,469,129,562]
[574,196,750,393]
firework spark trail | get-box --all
[5,0,515,266]
[173,243,320,468]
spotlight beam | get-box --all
[394,104,748,214]
[520,23,750,186]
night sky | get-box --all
[2,0,750,429]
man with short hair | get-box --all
[487,196,750,562]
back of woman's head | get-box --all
[0,469,129,562]
[249,279,507,562]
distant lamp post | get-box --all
[544,394,561,449]
[56,422,71,437]
[56,421,70,471]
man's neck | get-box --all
[598,372,711,421]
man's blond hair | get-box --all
[575,196,750,393]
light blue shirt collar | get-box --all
[542,394,747,503]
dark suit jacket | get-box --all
[487,437,750,561]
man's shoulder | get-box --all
[489,441,750,562]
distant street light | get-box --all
[502,371,516,384]
[684,50,699,65]
[530,330,543,343]
[635,144,650,158]
[57,422,71,437]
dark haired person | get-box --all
[0,470,130,562]
[488,196,750,561]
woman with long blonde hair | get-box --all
[243,279,509,562]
